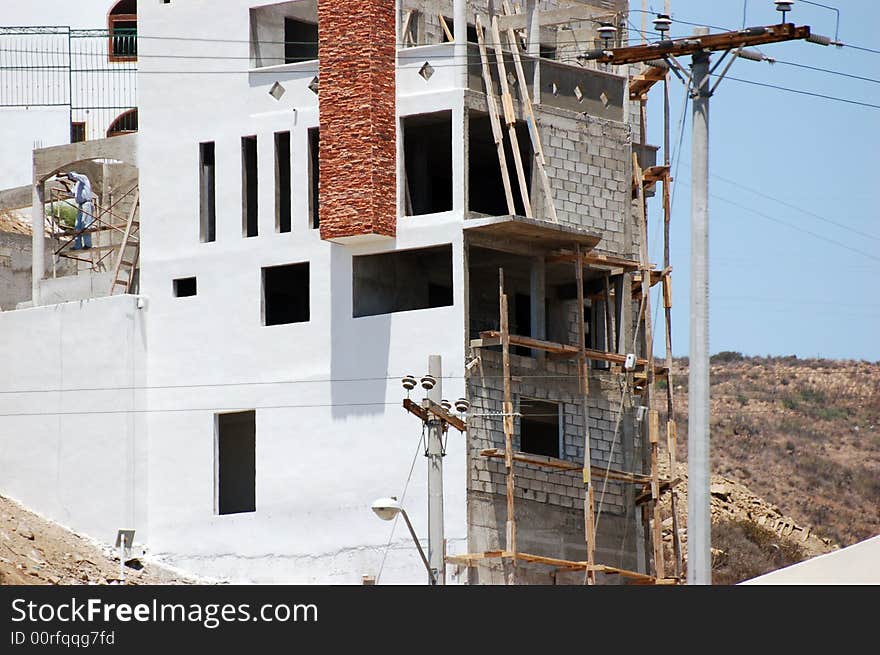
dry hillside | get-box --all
[659,354,880,581]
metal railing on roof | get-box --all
[0,26,137,141]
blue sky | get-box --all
[635,0,879,361]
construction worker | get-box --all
[64,171,94,250]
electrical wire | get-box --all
[719,73,880,109]
[840,43,880,56]
[677,180,880,264]
[703,167,880,243]
[773,58,880,85]
[375,423,425,584]
[0,371,662,396]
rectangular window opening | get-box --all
[242,135,258,238]
[353,245,453,318]
[284,17,318,63]
[275,131,291,233]
[519,399,561,459]
[262,262,310,326]
[250,3,319,68]
[468,112,532,216]
[308,127,319,229]
[402,112,453,216]
[216,410,256,515]
[173,276,197,297]
[199,141,216,243]
[441,17,478,44]
[70,122,86,143]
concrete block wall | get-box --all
[466,350,628,517]
[0,232,74,310]
[539,110,633,257]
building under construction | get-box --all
[0,0,687,584]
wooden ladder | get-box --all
[110,190,140,295]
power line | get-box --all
[0,401,399,418]
[678,163,880,243]
[720,74,880,109]
[672,177,880,264]
[841,43,880,55]
[773,58,880,85]
[709,191,880,263]
[0,371,641,396]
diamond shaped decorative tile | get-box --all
[308,76,320,95]
[419,62,434,81]
[269,81,286,100]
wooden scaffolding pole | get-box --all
[660,76,683,578]
[575,244,597,585]
[633,154,665,580]
[489,16,533,218]
[499,0,559,223]
[499,268,517,585]
[475,15,516,216]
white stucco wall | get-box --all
[0,108,70,190]
[137,0,469,583]
[0,294,148,545]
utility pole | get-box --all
[688,31,711,586]
[400,360,467,585]
[425,354,445,585]
[578,16,826,585]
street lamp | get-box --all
[371,497,436,585]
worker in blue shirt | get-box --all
[65,171,94,250]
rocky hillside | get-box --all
[0,495,192,585]
[657,354,880,581]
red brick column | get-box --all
[318,0,396,241]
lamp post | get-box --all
[371,497,435,585]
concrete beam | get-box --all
[33,134,137,184]
[497,5,609,32]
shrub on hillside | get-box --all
[712,520,805,584]
[711,351,744,364]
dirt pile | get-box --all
[0,495,192,586]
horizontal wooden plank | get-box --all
[547,250,648,271]
[445,550,677,583]
[478,330,580,356]
[498,5,610,31]
[473,331,668,375]
[479,448,665,485]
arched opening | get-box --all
[106,109,138,137]
[108,0,137,61]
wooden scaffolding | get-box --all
[46,182,141,295]
[443,6,682,585]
